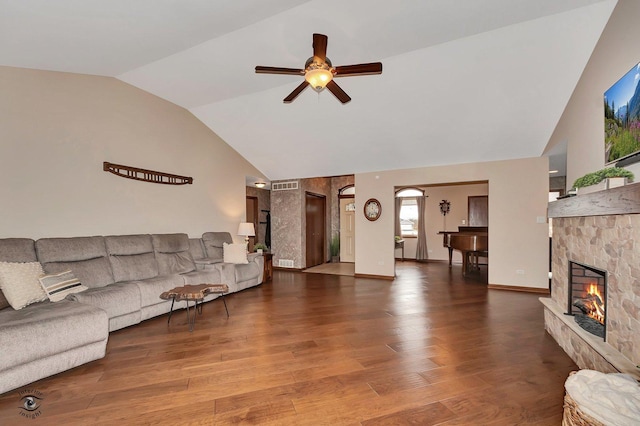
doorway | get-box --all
[246,196,258,251]
[468,195,488,226]
[305,192,326,268]
[339,198,356,262]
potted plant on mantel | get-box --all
[572,167,634,195]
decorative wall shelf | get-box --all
[103,162,193,185]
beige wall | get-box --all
[547,0,640,189]
[399,183,489,261]
[355,157,550,289]
[0,66,262,239]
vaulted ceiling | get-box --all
[0,0,617,180]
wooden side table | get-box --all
[262,252,273,282]
[160,284,229,332]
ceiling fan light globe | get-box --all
[305,68,332,92]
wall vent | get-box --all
[278,259,294,268]
[272,181,299,191]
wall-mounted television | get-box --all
[604,61,640,166]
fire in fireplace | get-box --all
[567,261,607,339]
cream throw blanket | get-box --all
[565,369,640,425]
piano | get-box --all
[439,226,488,276]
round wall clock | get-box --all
[364,198,381,221]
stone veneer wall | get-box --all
[551,214,640,367]
[271,176,353,269]
[543,308,619,373]
[271,182,302,268]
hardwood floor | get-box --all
[0,262,576,425]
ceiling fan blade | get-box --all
[255,66,304,75]
[326,80,351,104]
[312,33,328,62]
[334,62,383,77]
[283,81,310,103]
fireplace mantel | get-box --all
[548,181,640,218]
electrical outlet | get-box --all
[461,219,466,225]
[516,269,525,275]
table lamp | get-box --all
[237,222,255,245]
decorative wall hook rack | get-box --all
[103,162,193,185]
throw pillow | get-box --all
[39,270,88,302]
[223,242,248,264]
[0,261,48,310]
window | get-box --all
[396,188,423,237]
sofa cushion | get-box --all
[105,235,159,283]
[38,270,88,302]
[36,237,114,288]
[0,261,48,310]
[202,232,232,262]
[0,238,38,262]
[223,242,248,264]
[188,238,206,260]
[181,268,222,286]
[151,234,196,275]
[134,274,185,307]
[0,300,108,371]
[67,282,140,318]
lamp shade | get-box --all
[237,222,255,237]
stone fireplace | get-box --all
[542,183,640,379]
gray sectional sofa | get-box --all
[0,232,263,394]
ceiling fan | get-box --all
[255,33,382,104]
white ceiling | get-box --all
[0,0,617,181]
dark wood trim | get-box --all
[273,266,304,272]
[548,182,640,218]
[488,284,550,294]
[246,196,259,251]
[103,161,193,185]
[338,184,355,199]
[305,192,326,267]
[354,273,394,280]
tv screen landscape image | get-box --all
[604,61,640,165]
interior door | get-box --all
[340,198,355,262]
[305,193,326,268]
[468,195,488,226]
[246,196,258,251]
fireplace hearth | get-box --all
[568,261,606,339]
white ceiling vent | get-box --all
[272,181,299,191]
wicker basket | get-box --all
[562,372,606,426]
